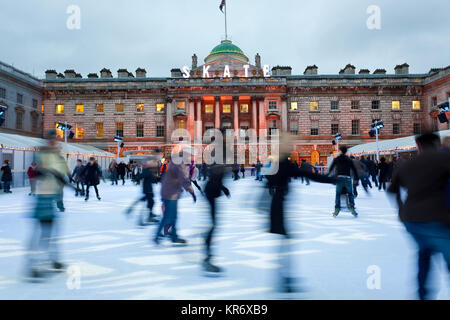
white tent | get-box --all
[0,132,115,187]
[348,129,450,156]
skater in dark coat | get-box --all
[117,161,127,185]
[203,163,230,273]
[1,160,12,193]
[388,133,450,300]
[378,157,389,191]
[71,159,85,196]
[83,157,101,201]
[264,134,336,292]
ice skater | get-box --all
[83,157,101,201]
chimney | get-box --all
[373,69,386,75]
[271,66,292,76]
[87,73,99,79]
[171,68,182,78]
[255,53,261,69]
[100,68,112,78]
[75,73,82,78]
[117,69,129,78]
[342,64,356,75]
[304,65,318,75]
[136,68,147,78]
[394,63,409,75]
[64,69,76,78]
[57,73,65,79]
[45,70,57,80]
[358,69,370,74]
[192,54,198,69]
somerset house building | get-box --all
[30,39,450,164]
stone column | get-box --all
[196,98,202,141]
[252,98,258,131]
[166,98,173,143]
[281,97,288,132]
[188,98,195,139]
[258,97,266,130]
[215,96,220,129]
[233,96,239,135]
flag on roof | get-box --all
[219,0,226,13]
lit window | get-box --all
[76,104,84,113]
[269,101,277,110]
[290,102,298,111]
[412,100,421,110]
[55,123,64,138]
[75,125,84,138]
[56,104,64,113]
[136,123,144,137]
[205,104,214,113]
[392,101,400,110]
[310,101,318,111]
[240,104,249,113]
[156,104,165,112]
[177,101,185,110]
[96,122,103,137]
[116,104,124,113]
[41,104,44,113]
[136,104,144,112]
[96,104,104,113]
[116,122,124,137]
[223,104,231,113]
[176,119,186,129]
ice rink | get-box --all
[0,176,448,300]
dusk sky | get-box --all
[1,0,449,78]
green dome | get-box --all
[205,40,249,63]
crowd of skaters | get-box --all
[2,128,448,299]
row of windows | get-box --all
[289,120,422,136]
[289,100,421,111]
[0,87,39,109]
[57,122,166,138]
[54,103,166,114]
[0,110,40,132]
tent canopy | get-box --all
[348,129,450,156]
[0,132,114,157]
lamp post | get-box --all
[114,136,123,160]
[370,120,384,162]
[334,133,342,153]
[57,122,72,160]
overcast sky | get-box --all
[0,0,449,78]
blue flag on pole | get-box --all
[219,0,226,13]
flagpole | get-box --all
[224,0,228,40]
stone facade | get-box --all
[37,41,450,164]
[0,61,43,137]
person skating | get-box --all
[109,160,118,185]
[83,157,101,201]
[203,163,230,273]
[350,156,369,197]
[387,132,450,300]
[129,160,160,226]
[328,146,359,217]
[71,159,85,197]
[240,164,245,178]
[27,162,38,196]
[377,157,389,191]
[188,161,203,195]
[300,159,313,185]
[1,160,12,193]
[154,154,196,245]
[117,161,127,185]
[26,130,69,279]
[232,163,240,181]
[255,160,263,181]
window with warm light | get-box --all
[75,125,84,138]
[205,104,214,113]
[176,119,186,129]
[136,104,144,112]
[76,104,84,113]
[96,104,104,113]
[310,101,319,111]
[223,104,231,113]
[290,102,298,111]
[412,100,421,110]
[156,104,165,112]
[41,104,44,113]
[116,104,124,113]
[240,104,249,113]
[56,104,64,113]
[392,101,400,110]
[177,101,185,110]
[55,123,64,138]
[96,122,103,138]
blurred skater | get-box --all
[388,133,450,300]
[1,160,12,193]
[27,161,38,196]
[71,159,85,197]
